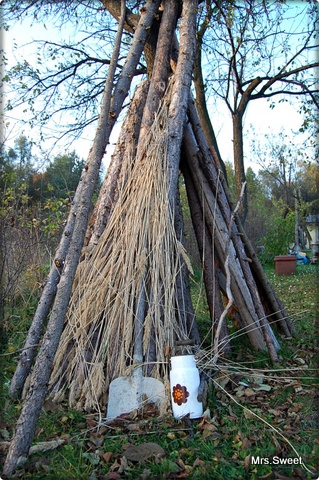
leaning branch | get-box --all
[212,182,246,362]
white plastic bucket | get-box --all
[169,355,203,419]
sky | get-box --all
[0,2,317,175]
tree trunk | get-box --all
[0,221,6,353]
[100,0,162,73]
[193,2,227,179]
[197,110,295,339]
[139,0,180,138]
[165,0,198,210]
[235,218,296,337]
[174,184,200,345]
[232,111,248,222]
[9,0,161,402]
[183,96,293,351]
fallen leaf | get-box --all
[202,429,220,440]
[268,409,281,416]
[251,374,265,385]
[118,455,128,474]
[244,388,256,397]
[214,370,231,389]
[101,451,113,463]
[235,386,245,397]
[42,399,62,413]
[193,457,206,468]
[86,417,98,429]
[104,473,122,479]
[0,441,10,452]
[177,458,186,469]
[243,409,256,420]
[0,429,10,439]
[272,435,282,455]
[88,435,104,447]
[141,469,152,480]
[179,448,193,456]
[175,466,193,478]
[202,408,211,420]
[109,459,122,473]
[202,423,218,434]
[126,423,143,433]
[241,437,251,450]
[82,452,100,466]
[294,357,306,365]
[183,465,193,475]
[123,442,165,463]
[244,454,251,472]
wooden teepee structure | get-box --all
[4,0,295,475]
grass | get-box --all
[0,261,318,479]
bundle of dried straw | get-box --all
[49,83,193,411]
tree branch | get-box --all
[250,62,319,99]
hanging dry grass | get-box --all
[49,81,193,411]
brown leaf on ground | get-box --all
[86,417,99,430]
[123,442,165,463]
[193,457,206,468]
[244,454,251,472]
[104,473,122,479]
[101,451,113,463]
[42,399,62,413]
[241,437,251,450]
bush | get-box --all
[259,212,295,263]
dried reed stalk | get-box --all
[49,81,192,410]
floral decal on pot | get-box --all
[172,383,189,406]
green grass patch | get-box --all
[0,263,318,479]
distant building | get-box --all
[306,214,319,244]
[306,214,319,262]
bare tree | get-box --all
[197,0,319,221]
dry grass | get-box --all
[49,81,193,412]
